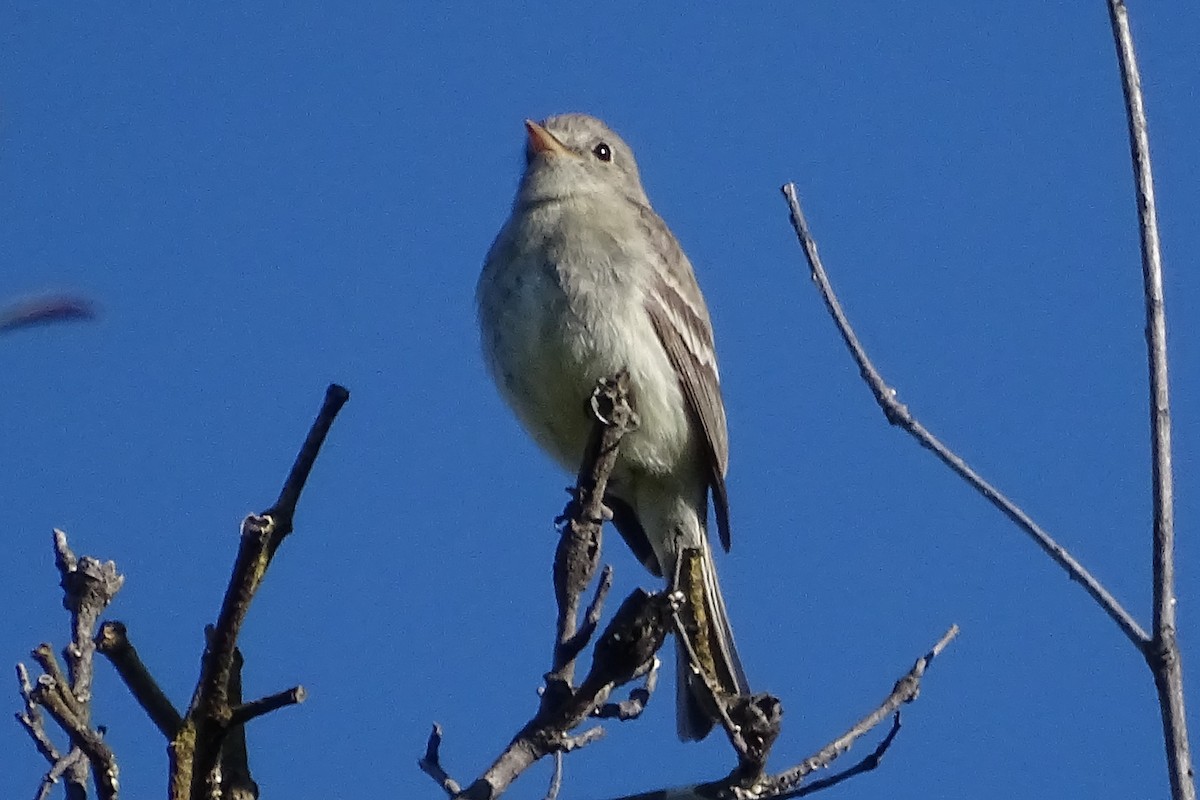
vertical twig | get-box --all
[1105,3,1193,799]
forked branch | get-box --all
[1105,2,1192,798]
[778,4,1192,798]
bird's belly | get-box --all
[486,270,691,479]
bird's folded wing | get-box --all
[639,205,732,551]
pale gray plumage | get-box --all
[477,113,748,740]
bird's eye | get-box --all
[592,142,612,162]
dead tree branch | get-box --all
[601,626,957,800]
[17,385,346,800]
[168,383,348,799]
[779,4,1192,798]
[781,182,1147,648]
[421,372,674,799]
[15,531,125,800]
[95,621,182,739]
[1105,2,1193,798]
[423,372,952,798]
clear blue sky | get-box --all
[3,4,1198,798]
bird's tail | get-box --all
[675,535,750,741]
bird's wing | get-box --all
[638,204,732,551]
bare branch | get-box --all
[458,588,671,799]
[419,724,463,797]
[15,662,61,765]
[784,713,902,798]
[95,621,183,738]
[169,383,349,800]
[229,685,307,728]
[556,566,615,671]
[428,373,679,800]
[551,372,634,684]
[18,531,125,798]
[780,182,1149,649]
[29,645,77,717]
[763,625,959,798]
[30,677,119,800]
[595,656,660,721]
[216,647,261,800]
[34,750,87,800]
[1104,3,1193,799]
[596,627,957,800]
[544,752,564,800]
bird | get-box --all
[476,113,749,740]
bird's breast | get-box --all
[478,201,693,477]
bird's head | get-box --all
[516,113,649,207]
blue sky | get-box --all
[3,3,1199,798]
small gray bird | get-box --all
[477,113,749,740]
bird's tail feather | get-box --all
[675,536,749,741]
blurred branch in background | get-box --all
[0,293,94,335]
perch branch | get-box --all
[551,371,634,684]
[780,182,1148,649]
[422,374,675,800]
[426,589,670,800]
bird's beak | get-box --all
[525,119,571,157]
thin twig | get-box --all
[781,182,1149,649]
[669,588,748,757]
[460,588,670,799]
[595,656,660,721]
[35,750,87,800]
[267,383,352,534]
[761,625,959,798]
[1104,3,1193,799]
[418,724,463,797]
[557,566,615,670]
[785,713,902,798]
[544,752,564,800]
[229,685,307,727]
[16,662,61,764]
[31,678,120,800]
[30,645,74,712]
[600,627,957,800]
